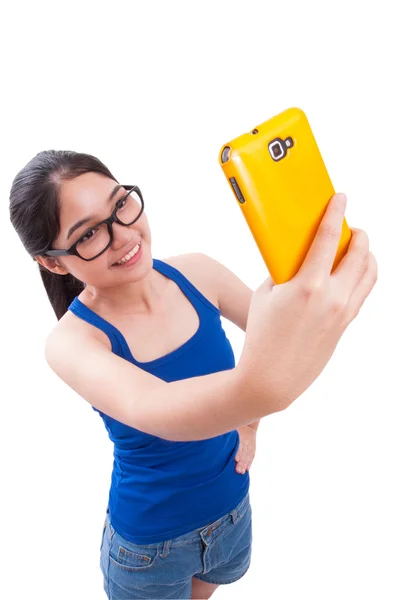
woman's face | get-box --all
[36,172,153,289]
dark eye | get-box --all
[79,228,98,244]
[117,196,128,209]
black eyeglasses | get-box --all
[42,185,144,262]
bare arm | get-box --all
[202,252,261,430]
[44,330,273,442]
[45,193,377,443]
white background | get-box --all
[1,1,398,599]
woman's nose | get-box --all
[111,223,137,249]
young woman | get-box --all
[9,150,377,600]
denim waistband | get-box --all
[104,490,250,549]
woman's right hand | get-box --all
[237,193,378,413]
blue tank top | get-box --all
[68,258,249,544]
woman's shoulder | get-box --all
[46,252,219,348]
[160,253,219,310]
[47,302,111,353]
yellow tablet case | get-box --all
[219,107,352,284]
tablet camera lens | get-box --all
[271,142,283,158]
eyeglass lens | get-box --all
[76,189,142,260]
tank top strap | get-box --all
[152,258,220,318]
[68,296,126,356]
[67,257,220,364]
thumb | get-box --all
[257,276,274,295]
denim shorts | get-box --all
[100,491,252,599]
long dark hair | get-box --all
[9,150,120,321]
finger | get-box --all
[236,460,244,472]
[258,276,275,294]
[240,448,248,464]
[297,193,348,283]
[242,449,252,467]
[332,227,370,298]
[237,448,248,468]
[235,447,242,461]
[240,452,250,468]
[344,251,378,326]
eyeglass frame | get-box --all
[42,185,145,262]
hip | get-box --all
[100,490,252,598]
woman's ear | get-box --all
[35,255,69,276]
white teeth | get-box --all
[114,242,141,266]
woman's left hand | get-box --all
[235,425,257,474]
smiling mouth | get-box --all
[112,241,142,266]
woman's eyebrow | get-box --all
[66,184,124,240]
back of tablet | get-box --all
[219,107,352,284]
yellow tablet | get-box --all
[219,107,352,284]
